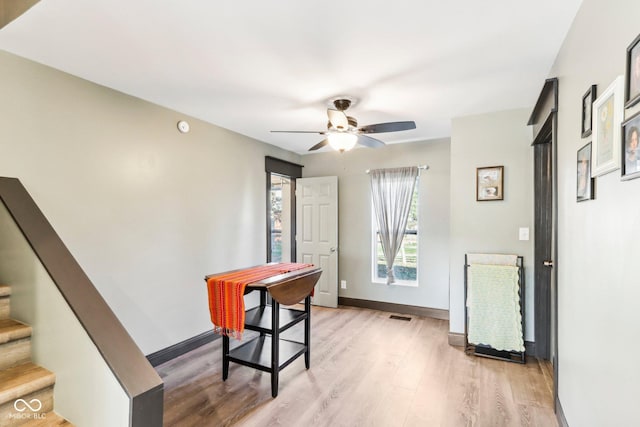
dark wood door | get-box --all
[534,136,553,360]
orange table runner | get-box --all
[206,263,313,339]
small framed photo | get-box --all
[581,85,596,137]
[577,142,594,202]
[621,110,640,181]
[625,33,640,108]
[476,166,504,201]
[592,76,624,177]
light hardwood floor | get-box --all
[158,305,557,427]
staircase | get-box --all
[0,285,71,426]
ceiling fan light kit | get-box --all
[328,132,358,152]
[271,98,416,152]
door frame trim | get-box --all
[265,157,303,263]
[529,77,559,410]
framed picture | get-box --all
[577,142,594,202]
[625,32,640,108]
[621,110,640,181]
[581,85,596,137]
[476,166,504,201]
[592,76,623,177]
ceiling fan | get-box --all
[271,99,416,152]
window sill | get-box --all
[371,280,418,288]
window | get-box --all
[269,174,291,262]
[372,183,419,285]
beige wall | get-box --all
[8,10,639,422]
[0,50,301,355]
[549,0,640,425]
[301,138,451,310]
[449,109,535,339]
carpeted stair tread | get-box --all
[0,285,10,297]
[0,363,55,406]
[0,319,32,344]
[22,411,74,426]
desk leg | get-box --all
[304,295,311,369]
[271,299,280,398]
[260,289,267,337]
[222,335,229,381]
[260,288,266,306]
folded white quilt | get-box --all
[467,264,524,352]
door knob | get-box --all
[330,247,337,253]
[543,260,554,267]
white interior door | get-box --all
[296,176,338,308]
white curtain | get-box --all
[370,166,418,284]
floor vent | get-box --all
[389,315,411,321]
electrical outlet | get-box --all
[340,280,347,289]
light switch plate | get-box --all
[519,227,530,241]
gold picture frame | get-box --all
[476,166,504,201]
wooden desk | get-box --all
[205,265,321,397]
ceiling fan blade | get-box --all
[358,121,416,134]
[308,139,329,151]
[357,134,386,149]
[327,109,349,130]
[271,130,327,134]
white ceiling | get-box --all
[0,0,582,154]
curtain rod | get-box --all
[365,165,429,174]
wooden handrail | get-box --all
[0,177,163,426]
